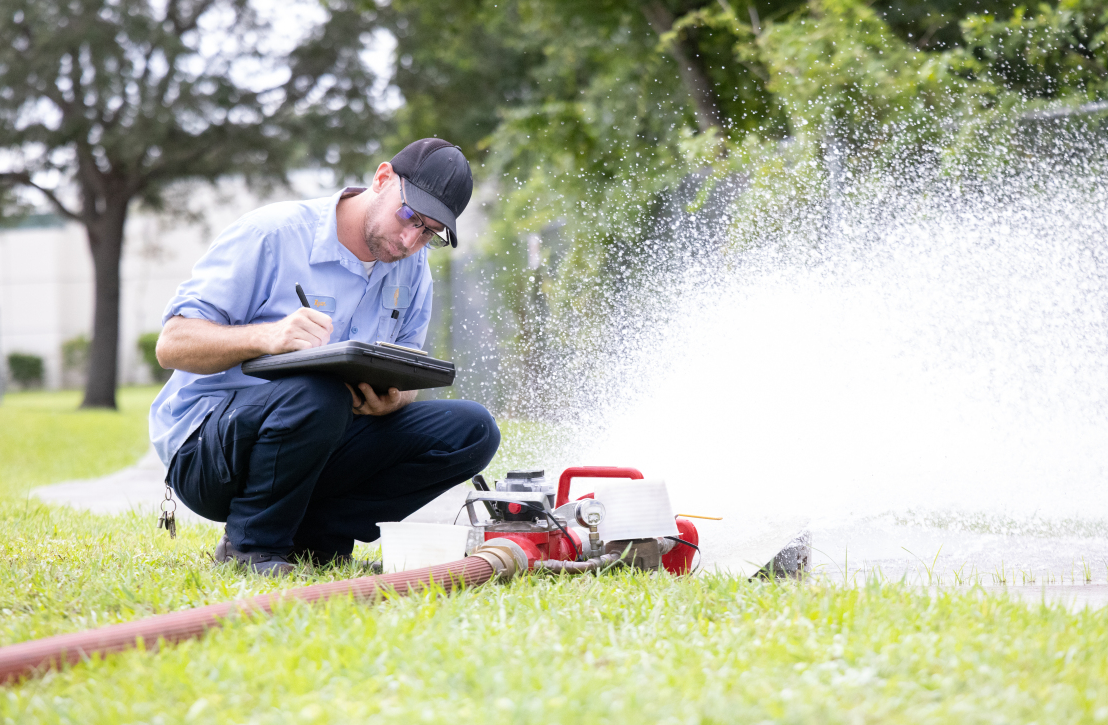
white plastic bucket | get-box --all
[594,479,679,541]
[378,522,472,572]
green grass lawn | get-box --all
[0,389,1105,723]
[0,386,161,496]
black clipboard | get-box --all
[241,341,455,395]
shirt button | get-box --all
[352,327,358,333]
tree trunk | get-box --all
[642,0,723,133]
[81,204,128,409]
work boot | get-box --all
[214,533,296,576]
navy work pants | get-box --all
[167,374,500,556]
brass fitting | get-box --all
[472,538,529,579]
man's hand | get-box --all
[157,309,334,375]
[260,308,333,355]
[347,382,417,416]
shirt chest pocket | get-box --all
[381,285,411,311]
[378,285,411,343]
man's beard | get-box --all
[361,193,408,263]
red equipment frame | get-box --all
[483,466,699,574]
[556,466,644,507]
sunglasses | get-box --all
[396,178,451,249]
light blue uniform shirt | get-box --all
[149,187,434,468]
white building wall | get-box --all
[0,172,337,390]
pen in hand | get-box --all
[294,282,333,348]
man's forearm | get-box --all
[156,316,272,374]
[157,308,334,375]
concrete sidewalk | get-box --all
[31,447,184,517]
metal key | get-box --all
[157,510,177,539]
[159,484,177,539]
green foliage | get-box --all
[871,0,1031,50]
[0,0,386,212]
[61,334,89,374]
[382,0,540,159]
[388,0,704,243]
[0,387,158,495]
[952,0,1108,100]
[730,0,1108,208]
[137,332,171,383]
[665,2,791,137]
[6,353,43,389]
[757,0,965,145]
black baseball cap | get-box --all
[390,138,473,248]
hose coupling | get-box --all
[472,538,529,579]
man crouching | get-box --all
[150,139,499,574]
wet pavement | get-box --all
[810,517,1108,586]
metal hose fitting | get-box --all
[533,552,623,575]
[471,537,529,579]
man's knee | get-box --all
[265,373,352,440]
[451,399,501,467]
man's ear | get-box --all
[370,162,394,192]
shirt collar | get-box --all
[310,186,394,279]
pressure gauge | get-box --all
[574,499,606,528]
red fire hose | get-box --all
[0,538,528,685]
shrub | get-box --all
[137,331,171,383]
[60,334,90,388]
[7,353,44,388]
[61,334,90,372]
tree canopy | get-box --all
[0,0,386,407]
